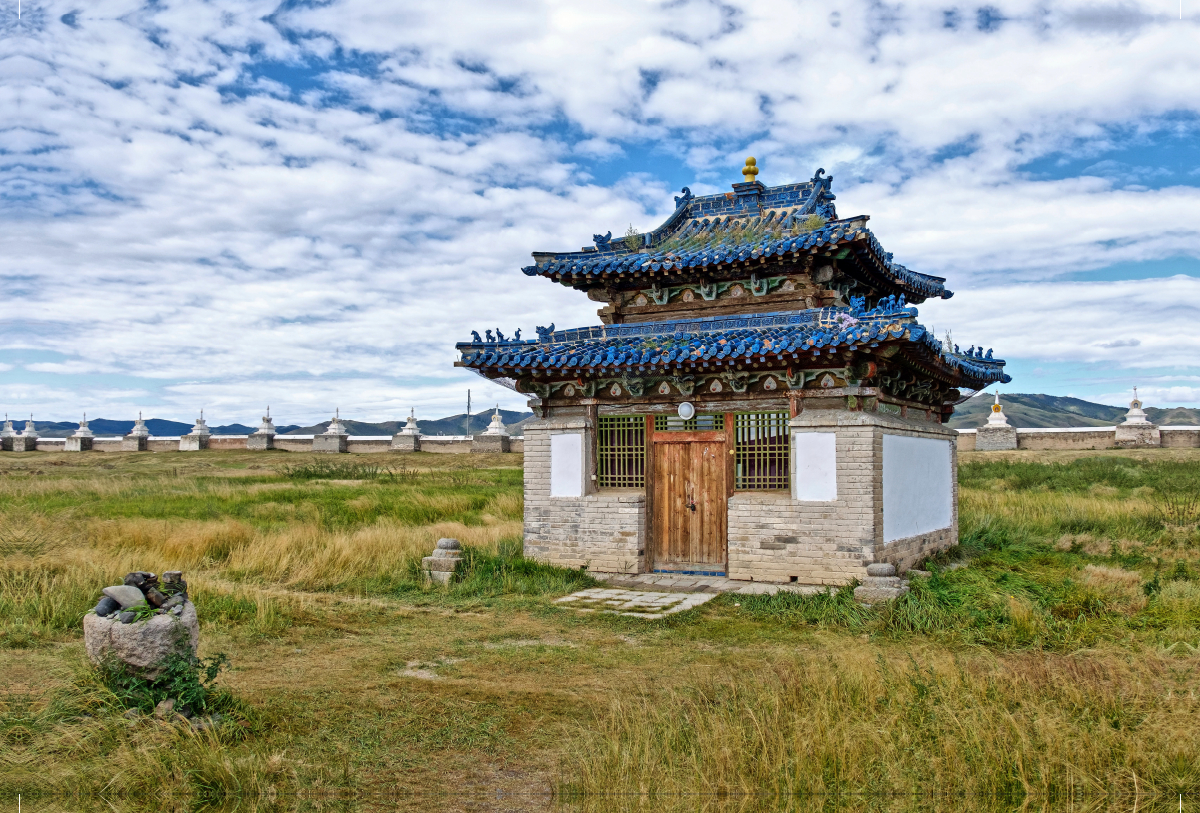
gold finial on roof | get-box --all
[741,156,759,183]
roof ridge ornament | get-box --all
[741,156,759,183]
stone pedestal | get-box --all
[853,563,910,603]
[247,433,275,450]
[83,601,199,679]
[1115,423,1160,448]
[0,437,11,452]
[422,538,464,584]
[391,433,420,452]
[471,433,510,453]
[179,433,210,451]
[122,435,148,452]
[65,436,94,452]
[11,436,35,452]
[976,424,1017,451]
[313,433,348,453]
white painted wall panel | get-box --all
[882,434,952,542]
[792,432,837,502]
[550,432,583,497]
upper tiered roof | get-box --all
[522,166,952,304]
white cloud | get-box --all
[1098,386,1200,406]
[920,276,1200,370]
[4,0,1200,420]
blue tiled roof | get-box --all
[519,170,952,302]
[523,219,950,301]
[456,306,1008,390]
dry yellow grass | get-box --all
[1080,564,1148,614]
[568,646,1199,799]
[961,489,1154,528]
[76,515,523,589]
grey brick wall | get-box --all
[523,417,646,574]
[523,408,959,585]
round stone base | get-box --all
[83,601,199,679]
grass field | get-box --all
[1,448,1199,813]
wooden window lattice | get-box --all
[734,412,790,490]
[654,414,725,432]
[597,416,646,488]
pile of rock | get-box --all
[93,570,190,622]
[84,570,199,678]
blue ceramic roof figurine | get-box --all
[457,158,1009,421]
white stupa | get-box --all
[401,408,420,435]
[1121,387,1150,425]
[254,407,277,435]
[986,391,1010,426]
[65,413,94,451]
[1115,387,1160,447]
[1,415,16,438]
[482,407,508,436]
[129,412,150,437]
[189,409,212,436]
[324,409,348,435]
[21,415,38,439]
[73,413,94,438]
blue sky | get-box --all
[2,0,1200,425]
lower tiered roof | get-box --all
[456,305,1009,392]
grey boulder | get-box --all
[93,596,121,617]
[103,585,149,609]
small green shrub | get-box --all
[281,460,397,480]
[736,584,872,629]
[99,649,231,715]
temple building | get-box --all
[456,160,1010,583]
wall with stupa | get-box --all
[956,394,1200,451]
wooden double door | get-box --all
[650,430,729,572]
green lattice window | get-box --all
[597,416,646,488]
[654,413,725,432]
[734,412,790,490]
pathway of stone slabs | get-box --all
[555,575,826,619]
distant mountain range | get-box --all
[947,393,1200,429]
[18,410,536,438]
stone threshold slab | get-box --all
[594,573,827,596]
[554,587,717,619]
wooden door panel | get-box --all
[693,440,726,564]
[652,438,727,568]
